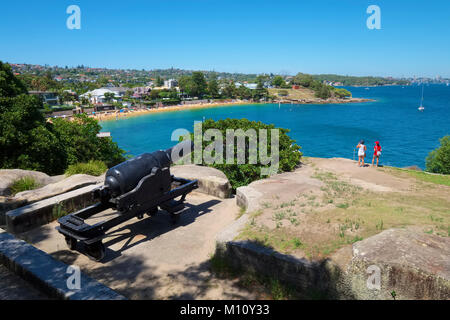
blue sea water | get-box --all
[101,84,450,169]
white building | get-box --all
[164,79,178,89]
[80,88,120,104]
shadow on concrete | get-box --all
[87,199,221,263]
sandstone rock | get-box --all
[13,174,103,203]
[348,228,450,300]
[236,186,262,212]
[0,169,53,196]
[171,165,232,199]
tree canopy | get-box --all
[0,61,126,175]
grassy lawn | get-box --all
[268,88,316,100]
[384,166,450,187]
[236,167,450,260]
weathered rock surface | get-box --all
[216,220,450,299]
[171,165,232,199]
[6,184,101,234]
[347,228,449,300]
[235,169,323,212]
[0,169,53,196]
[13,174,103,203]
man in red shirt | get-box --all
[372,141,382,167]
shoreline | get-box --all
[95,97,373,123]
[95,100,259,122]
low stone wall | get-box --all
[5,184,100,234]
[0,229,125,300]
[171,165,232,199]
[215,216,450,300]
[215,215,349,299]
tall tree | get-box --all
[208,75,220,98]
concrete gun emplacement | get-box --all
[56,141,198,261]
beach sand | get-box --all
[92,100,257,122]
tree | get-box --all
[103,92,115,103]
[333,88,351,99]
[178,72,208,98]
[191,72,208,98]
[222,81,236,98]
[59,90,75,104]
[292,73,314,87]
[208,76,220,98]
[185,118,302,190]
[426,136,450,174]
[155,76,164,87]
[256,75,267,90]
[236,85,252,100]
[52,114,126,168]
[0,62,28,97]
[0,61,126,175]
[272,76,285,88]
[315,84,332,99]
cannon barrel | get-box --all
[104,140,194,197]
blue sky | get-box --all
[1,0,449,77]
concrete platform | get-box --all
[0,229,125,300]
[19,191,259,300]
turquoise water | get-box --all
[101,85,450,169]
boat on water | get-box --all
[418,84,425,112]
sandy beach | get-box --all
[93,100,257,122]
[92,97,372,122]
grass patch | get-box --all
[387,167,450,187]
[65,160,107,177]
[10,177,41,195]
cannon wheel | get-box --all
[170,213,180,225]
[147,207,158,217]
[65,236,77,250]
[85,242,105,262]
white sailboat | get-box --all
[418,84,425,112]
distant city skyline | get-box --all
[6,61,449,81]
[1,0,449,78]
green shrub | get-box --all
[333,88,352,98]
[426,136,450,174]
[10,177,41,195]
[65,160,107,176]
[185,118,302,190]
[0,62,126,175]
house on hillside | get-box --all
[29,91,59,106]
[80,88,121,104]
[164,79,178,89]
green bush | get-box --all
[0,62,126,175]
[10,177,41,195]
[333,88,352,98]
[426,136,450,174]
[185,118,302,190]
[65,160,108,176]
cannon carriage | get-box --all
[56,141,198,261]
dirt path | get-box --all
[309,157,414,192]
[237,157,450,261]
[20,192,261,300]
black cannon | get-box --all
[56,140,198,261]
